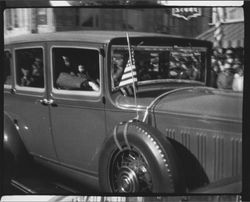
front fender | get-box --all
[99,120,185,192]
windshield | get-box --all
[111,45,207,90]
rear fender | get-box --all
[4,112,30,163]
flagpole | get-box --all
[213,8,224,61]
[126,32,139,119]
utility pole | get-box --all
[31,8,38,33]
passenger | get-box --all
[77,65,99,91]
[77,64,90,78]
[148,52,160,79]
[137,60,151,81]
[188,64,200,81]
[20,68,33,86]
[31,57,44,87]
[61,56,77,75]
[56,56,78,89]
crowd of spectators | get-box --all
[210,48,244,92]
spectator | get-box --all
[217,67,234,90]
[20,68,33,86]
[210,55,222,88]
[232,65,244,92]
[224,49,234,66]
[211,48,244,91]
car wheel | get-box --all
[99,121,184,193]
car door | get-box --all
[47,43,106,174]
[9,44,57,160]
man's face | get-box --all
[113,54,124,67]
[78,65,86,73]
[150,55,159,65]
[62,56,70,67]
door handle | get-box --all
[39,99,57,106]
[39,98,50,105]
[47,99,57,107]
[10,88,16,94]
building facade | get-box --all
[4,7,212,38]
[53,7,212,38]
[4,8,55,37]
[197,7,244,49]
[4,7,243,41]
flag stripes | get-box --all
[124,64,136,73]
[118,45,137,89]
[119,64,137,87]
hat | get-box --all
[226,58,234,64]
[172,56,180,62]
[113,52,124,59]
[226,49,233,55]
[234,60,241,65]
[223,63,231,69]
[150,52,159,56]
[232,63,241,69]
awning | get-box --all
[196,21,244,48]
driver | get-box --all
[112,52,125,87]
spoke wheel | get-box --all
[99,121,185,193]
[110,147,153,193]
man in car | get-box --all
[112,52,125,87]
[77,64,99,91]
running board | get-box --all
[10,178,79,194]
[11,179,36,194]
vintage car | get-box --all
[3,31,242,193]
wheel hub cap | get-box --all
[118,167,139,192]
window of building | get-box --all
[4,50,12,86]
[13,9,19,28]
[4,9,12,30]
[52,47,100,93]
[225,7,244,22]
[37,8,48,25]
[212,7,243,24]
[15,47,44,89]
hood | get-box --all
[115,95,152,109]
[154,88,243,122]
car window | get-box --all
[52,47,100,92]
[4,50,12,86]
[111,45,206,90]
[15,47,44,88]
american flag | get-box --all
[119,46,138,95]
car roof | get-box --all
[4,30,187,45]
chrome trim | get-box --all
[32,153,98,177]
[11,179,36,194]
[142,86,214,122]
